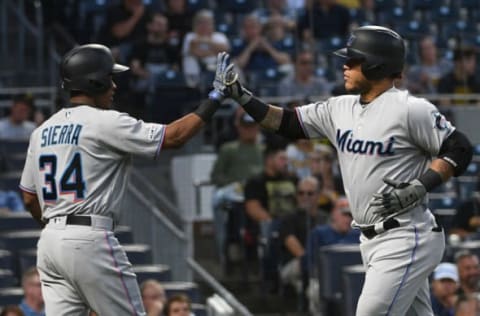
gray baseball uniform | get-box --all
[20,105,166,316]
[296,87,450,315]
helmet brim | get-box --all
[333,48,349,58]
[113,63,129,73]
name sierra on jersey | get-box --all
[41,124,83,147]
[336,129,395,156]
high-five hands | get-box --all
[210,52,252,105]
[370,178,427,218]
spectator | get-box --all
[182,10,230,88]
[286,139,314,179]
[232,14,291,75]
[164,0,193,50]
[99,0,152,57]
[296,0,350,43]
[277,50,331,99]
[210,109,263,266]
[0,95,36,141]
[244,144,297,288]
[406,36,453,94]
[431,262,459,316]
[455,251,480,301]
[129,12,180,79]
[449,192,480,239]
[256,0,297,31]
[18,267,44,316]
[438,45,480,105]
[128,12,180,117]
[308,144,342,211]
[305,197,360,315]
[140,279,166,316]
[0,190,24,213]
[0,306,24,316]
[164,294,192,316]
[455,295,480,316]
[278,177,329,293]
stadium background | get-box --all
[0,0,480,315]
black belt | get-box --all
[48,215,92,226]
[361,218,400,239]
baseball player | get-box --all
[19,44,230,315]
[213,26,473,315]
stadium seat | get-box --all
[154,69,187,88]
[0,213,39,232]
[0,250,14,271]
[410,0,445,11]
[342,265,365,316]
[0,141,28,154]
[133,264,172,284]
[0,230,41,252]
[463,160,480,176]
[379,6,414,24]
[114,226,134,244]
[374,0,400,12]
[219,0,257,14]
[0,287,23,306]
[0,269,16,288]
[5,153,25,172]
[0,172,22,191]
[317,244,362,301]
[18,249,37,277]
[474,145,480,155]
[192,303,207,316]
[428,192,458,210]
[163,281,200,303]
[430,5,459,23]
[123,244,152,265]
[458,0,480,9]
[453,240,480,259]
[457,176,478,201]
[442,20,476,40]
[394,20,430,40]
[186,0,210,12]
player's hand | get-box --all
[208,52,234,101]
[370,178,426,217]
[210,51,253,105]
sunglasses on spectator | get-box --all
[297,190,315,196]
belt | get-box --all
[47,215,114,231]
[361,218,400,239]
[66,215,92,226]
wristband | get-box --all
[194,99,220,122]
[417,169,443,192]
[242,96,269,122]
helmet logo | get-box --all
[347,34,356,47]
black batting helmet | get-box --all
[334,25,405,81]
[60,44,129,95]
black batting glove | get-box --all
[370,178,427,217]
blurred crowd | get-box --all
[1,0,480,315]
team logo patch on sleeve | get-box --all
[431,111,450,131]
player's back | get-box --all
[23,105,139,220]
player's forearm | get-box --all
[22,192,44,228]
[429,159,454,181]
[163,114,205,149]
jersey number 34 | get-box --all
[39,152,86,202]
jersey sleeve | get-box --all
[407,98,455,156]
[101,111,166,159]
[294,100,335,140]
[20,134,37,194]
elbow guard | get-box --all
[438,130,473,177]
[277,108,307,139]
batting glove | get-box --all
[370,177,426,217]
[210,51,252,105]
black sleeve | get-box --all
[244,176,268,209]
[277,108,307,139]
[438,130,473,177]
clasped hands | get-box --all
[208,52,251,105]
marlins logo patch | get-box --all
[431,111,450,131]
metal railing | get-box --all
[0,0,45,86]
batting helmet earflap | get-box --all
[334,25,406,81]
[60,44,129,95]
